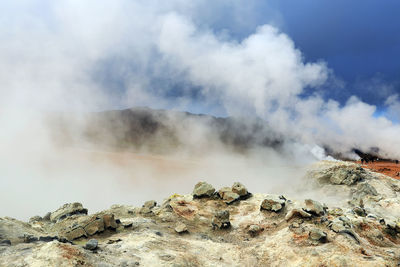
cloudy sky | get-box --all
[1,0,400,156]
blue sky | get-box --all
[211,0,400,108]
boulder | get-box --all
[260,195,286,212]
[218,187,240,204]
[304,199,325,216]
[50,203,88,222]
[212,210,230,229]
[193,182,215,198]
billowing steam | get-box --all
[0,0,399,219]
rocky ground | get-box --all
[1,161,400,266]
[358,161,400,180]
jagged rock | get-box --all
[329,216,352,233]
[309,228,327,243]
[174,222,188,233]
[212,210,230,229]
[64,226,87,241]
[103,214,118,229]
[50,202,88,222]
[330,168,362,185]
[353,207,366,217]
[304,199,325,216]
[218,187,240,204]
[84,216,105,236]
[29,216,42,223]
[42,212,51,221]
[260,195,286,212]
[355,182,378,196]
[143,200,157,209]
[330,219,347,233]
[85,239,98,250]
[248,225,262,237]
[285,208,312,221]
[193,182,215,198]
[140,200,157,214]
[231,182,248,197]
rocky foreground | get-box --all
[1,161,400,266]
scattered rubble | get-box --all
[1,161,400,266]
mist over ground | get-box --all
[1,0,399,220]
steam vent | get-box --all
[2,1,400,266]
[0,161,400,266]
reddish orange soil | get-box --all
[356,161,400,180]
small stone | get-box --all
[212,210,230,229]
[84,239,98,250]
[309,228,327,243]
[193,182,215,198]
[174,222,188,233]
[285,208,312,221]
[260,195,286,212]
[231,182,248,197]
[248,225,262,236]
[143,200,157,209]
[218,187,240,204]
[304,199,325,216]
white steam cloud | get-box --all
[1,0,399,219]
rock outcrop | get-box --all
[1,161,400,266]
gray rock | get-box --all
[193,182,215,198]
[304,199,325,216]
[84,239,98,250]
[218,187,240,204]
[50,202,88,222]
[212,210,230,229]
[309,228,327,243]
[260,195,286,212]
[231,182,248,197]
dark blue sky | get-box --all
[201,0,400,108]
